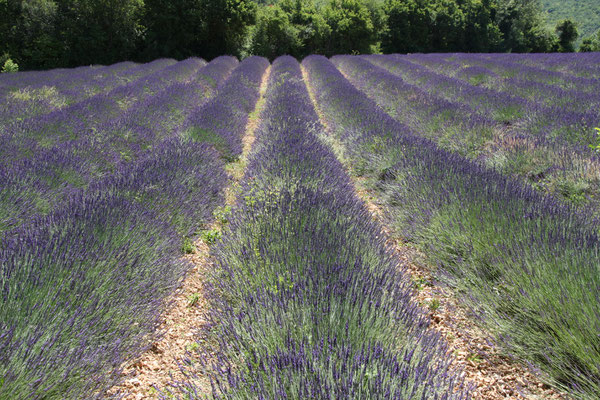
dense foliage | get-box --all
[580,30,600,52]
[555,19,578,52]
[0,0,580,70]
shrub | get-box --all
[1,58,18,73]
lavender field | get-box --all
[1,53,599,399]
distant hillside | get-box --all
[542,0,600,44]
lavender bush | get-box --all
[183,56,269,160]
[304,55,600,399]
[0,58,254,398]
[0,57,237,237]
[0,59,179,128]
[369,54,600,148]
[3,51,600,400]
[167,56,468,399]
[0,138,227,399]
[412,53,600,117]
[333,55,600,211]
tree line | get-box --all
[0,0,590,71]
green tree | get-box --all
[382,0,503,53]
[579,38,595,52]
[322,0,375,55]
[19,0,62,68]
[250,5,301,59]
[280,0,331,57]
[555,19,578,52]
[57,0,144,66]
[579,30,600,51]
[0,0,20,63]
[463,0,503,52]
[362,0,385,48]
[1,57,19,72]
[142,0,202,60]
[250,0,329,59]
[496,0,554,52]
[143,0,255,60]
[381,0,429,53]
[0,0,62,69]
[429,0,466,51]
[196,0,256,58]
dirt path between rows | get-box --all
[108,65,271,400]
[300,64,566,400]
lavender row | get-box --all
[86,56,239,169]
[368,54,529,122]
[332,55,496,155]
[369,54,600,148]
[384,54,600,209]
[334,55,600,211]
[303,55,600,399]
[0,60,145,92]
[0,63,110,92]
[480,52,600,79]
[182,56,270,161]
[167,56,467,399]
[413,53,600,114]
[408,53,600,92]
[0,61,137,100]
[1,57,204,153]
[2,56,231,169]
[0,138,227,399]
[0,57,237,237]
[387,53,600,131]
[0,59,178,126]
[108,57,206,102]
[0,57,262,397]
